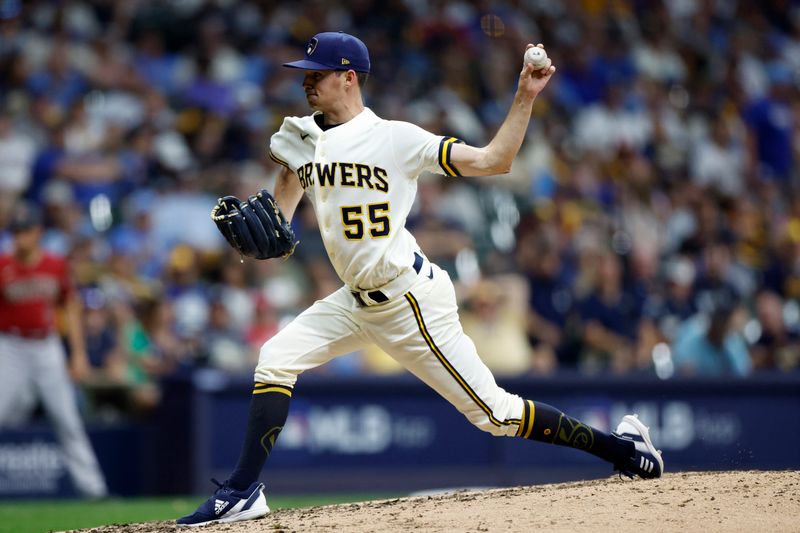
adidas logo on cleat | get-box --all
[214,499,229,515]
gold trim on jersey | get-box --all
[516,400,529,437]
[372,166,389,192]
[404,292,520,428]
[438,137,463,177]
[338,162,358,187]
[367,201,391,239]
[339,202,392,240]
[253,383,293,397]
[269,151,291,170]
[315,162,336,187]
[340,204,365,240]
[524,400,535,439]
[354,163,373,189]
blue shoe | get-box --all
[177,479,269,527]
[614,414,664,479]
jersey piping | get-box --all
[516,399,536,438]
[269,151,291,170]
[404,291,521,428]
[438,137,463,177]
[253,383,293,397]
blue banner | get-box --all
[191,373,800,493]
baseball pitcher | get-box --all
[178,32,663,527]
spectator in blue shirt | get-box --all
[26,43,87,111]
[743,62,795,183]
[522,238,577,368]
[578,251,642,373]
[672,300,752,377]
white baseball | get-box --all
[524,46,548,69]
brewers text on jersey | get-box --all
[293,161,389,192]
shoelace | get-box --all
[615,464,636,480]
[211,478,233,494]
[613,434,638,479]
[613,454,637,479]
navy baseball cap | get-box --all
[283,32,370,74]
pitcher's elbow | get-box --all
[477,149,512,175]
[490,163,512,174]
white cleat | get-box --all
[613,414,664,479]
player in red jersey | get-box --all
[0,203,107,498]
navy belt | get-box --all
[352,253,425,307]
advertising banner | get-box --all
[192,374,800,493]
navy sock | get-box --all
[517,400,633,466]
[227,383,292,491]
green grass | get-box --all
[0,493,396,533]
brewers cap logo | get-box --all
[307,37,318,56]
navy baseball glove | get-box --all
[211,189,297,260]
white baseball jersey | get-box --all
[258,106,525,440]
[269,107,461,291]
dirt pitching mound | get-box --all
[82,470,799,533]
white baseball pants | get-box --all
[0,333,108,497]
[256,263,525,437]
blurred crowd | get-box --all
[1,0,800,418]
